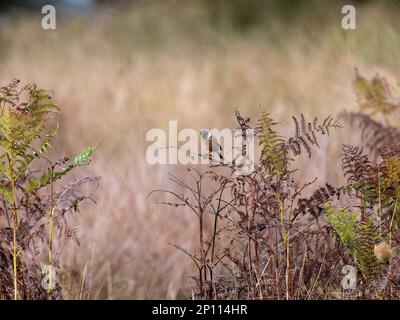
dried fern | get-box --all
[354,68,399,117]
[342,111,400,155]
[288,114,341,158]
[293,183,340,221]
[342,145,378,205]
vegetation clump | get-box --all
[0,80,98,300]
[155,70,400,299]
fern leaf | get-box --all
[0,184,11,203]
[73,145,99,166]
[256,112,288,177]
[288,114,341,158]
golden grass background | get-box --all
[1,0,400,298]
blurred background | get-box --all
[0,0,400,299]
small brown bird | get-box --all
[374,240,392,263]
[200,129,224,162]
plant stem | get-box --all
[8,153,19,300]
[388,197,398,289]
[277,190,290,300]
[48,168,54,298]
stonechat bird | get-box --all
[200,129,224,162]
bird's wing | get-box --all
[210,135,223,152]
[208,136,213,153]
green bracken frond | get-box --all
[326,204,358,246]
[353,216,380,282]
[257,111,288,177]
[0,79,98,300]
[15,125,59,179]
[32,145,99,193]
[73,145,99,166]
[326,204,380,282]
[0,184,11,203]
[0,80,99,197]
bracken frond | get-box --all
[353,216,381,282]
[0,79,99,300]
[354,68,399,117]
[256,111,288,177]
[327,205,381,282]
[293,183,340,221]
[342,145,378,204]
[342,111,400,155]
[326,204,358,247]
[288,114,341,158]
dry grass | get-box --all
[0,0,400,298]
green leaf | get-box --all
[325,204,358,246]
[0,184,11,203]
[14,126,59,180]
[27,174,39,194]
[73,145,99,166]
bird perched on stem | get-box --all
[200,129,224,163]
